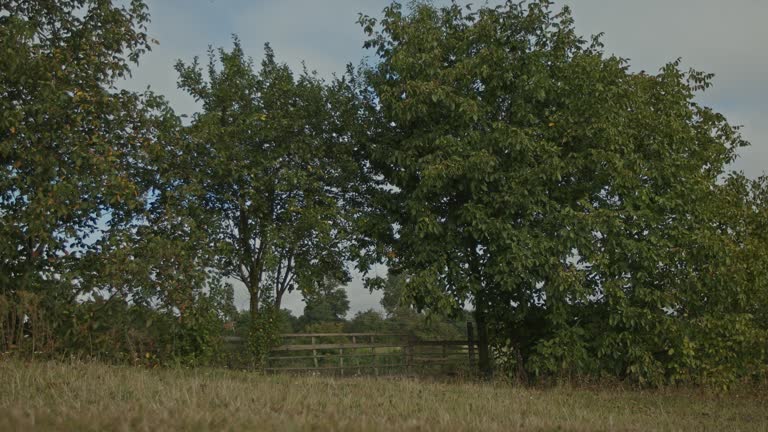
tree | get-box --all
[174,40,369,346]
[0,0,167,349]
[233,308,298,335]
[0,1,233,363]
[346,309,387,333]
[300,279,350,327]
[378,271,470,340]
[380,272,408,317]
[360,1,762,384]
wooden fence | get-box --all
[224,324,479,376]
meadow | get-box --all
[1,359,767,431]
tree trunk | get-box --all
[514,345,528,384]
[249,287,259,324]
[474,306,493,379]
[274,289,283,312]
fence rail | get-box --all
[224,326,478,376]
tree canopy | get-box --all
[300,279,351,325]
[2,0,766,385]
[359,0,767,384]
[170,40,379,357]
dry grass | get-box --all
[1,359,767,431]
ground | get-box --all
[1,359,767,431]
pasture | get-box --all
[1,359,766,431]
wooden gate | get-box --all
[224,324,478,376]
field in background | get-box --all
[1,360,767,431]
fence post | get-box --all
[410,334,418,375]
[442,342,448,374]
[467,321,476,372]
[371,335,378,376]
[352,335,359,374]
[312,336,319,369]
[404,335,412,376]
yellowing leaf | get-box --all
[548,122,555,127]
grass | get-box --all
[1,359,767,431]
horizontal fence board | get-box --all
[268,352,404,361]
[224,334,412,343]
[411,347,460,352]
[411,340,476,346]
[224,331,477,376]
[224,336,472,344]
[413,352,469,357]
[265,364,406,372]
[279,333,408,338]
[272,342,407,352]
[412,358,458,364]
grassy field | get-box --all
[1,359,767,431]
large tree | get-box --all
[360,1,764,384]
[174,40,371,333]
[0,0,232,360]
[0,0,172,345]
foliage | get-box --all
[2,0,765,383]
[0,0,155,352]
[379,272,408,317]
[232,308,298,337]
[346,309,388,333]
[303,321,346,335]
[246,304,282,367]
[359,0,766,385]
[173,40,377,359]
[299,278,351,328]
[0,290,53,353]
[0,0,233,365]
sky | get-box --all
[124,0,767,317]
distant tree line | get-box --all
[227,274,469,343]
[2,0,767,386]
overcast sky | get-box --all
[125,0,767,317]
